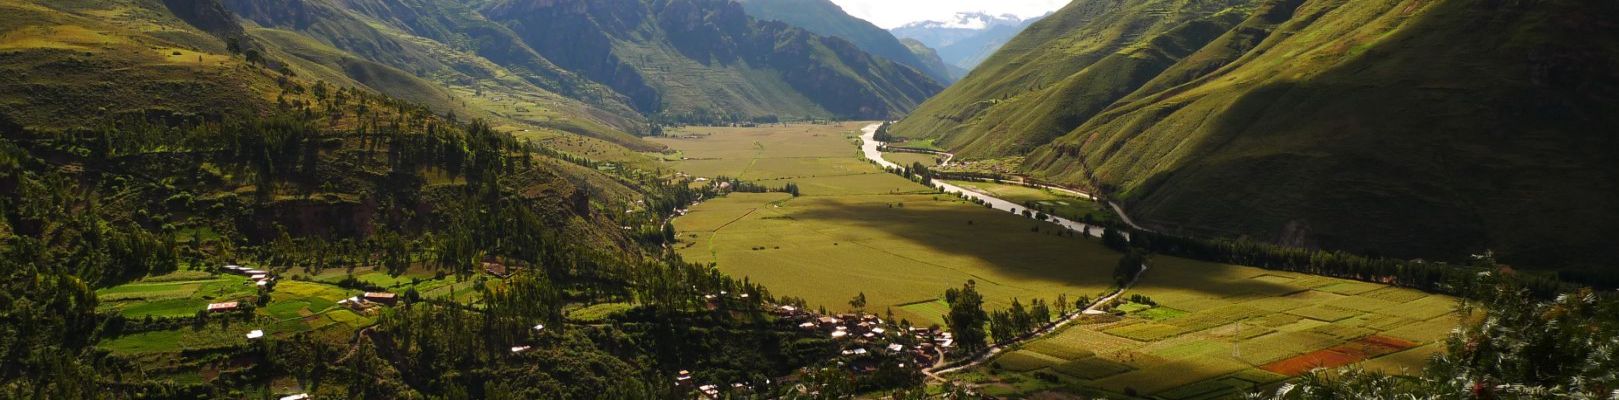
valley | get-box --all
[3,0,1615,398]
[657,122,1459,398]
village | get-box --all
[201,260,960,399]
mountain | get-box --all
[900,38,965,81]
[891,0,1619,279]
[480,0,942,122]
[736,0,954,83]
[890,12,1042,73]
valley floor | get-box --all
[658,123,1461,399]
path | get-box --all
[856,124,1158,380]
[860,124,1140,237]
[862,124,1150,233]
[921,264,1147,379]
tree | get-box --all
[849,292,868,314]
[1102,226,1129,251]
[943,281,989,353]
[1056,293,1070,317]
[1031,299,1051,326]
[1115,249,1149,286]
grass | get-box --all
[883,152,941,167]
[97,273,257,318]
[956,259,1464,398]
[944,179,1116,224]
[100,325,249,355]
[664,123,1123,325]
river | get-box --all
[859,124,1115,238]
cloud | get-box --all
[827,0,1070,29]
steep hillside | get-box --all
[736,0,953,83]
[482,0,942,122]
[0,0,277,130]
[894,0,1619,278]
[218,0,658,150]
[900,38,965,81]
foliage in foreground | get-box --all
[1261,272,1619,399]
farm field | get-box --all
[971,258,1464,399]
[945,179,1118,225]
[660,123,1123,325]
[92,264,505,361]
[885,151,942,167]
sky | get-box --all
[827,0,1071,29]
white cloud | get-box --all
[827,0,1071,29]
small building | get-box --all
[533,323,546,332]
[830,331,849,339]
[697,384,721,399]
[483,262,513,278]
[797,322,816,330]
[246,330,265,340]
[511,346,532,353]
[278,394,310,400]
[676,370,693,386]
[338,296,371,311]
[207,302,240,313]
[363,292,398,305]
[886,344,904,353]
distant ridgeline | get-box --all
[892,0,1619,285]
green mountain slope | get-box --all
[482,0,943,122]
[894,0,1619,277]
[736,0,954,83]
[900,38,965,81]
[218,0,659,150]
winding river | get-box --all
[859,124,1115,238]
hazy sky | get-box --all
[828,0,1070,29]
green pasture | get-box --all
[967,259,1464,398]
[665,123,1122,326]
[97,273,257,318]
[944,179,1117,224]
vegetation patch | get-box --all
[993,350,1066,372]
[1051,357,1134,380]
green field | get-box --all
[945,179,1117,224]
[660,123,1121,325]
[975,259,1464,399]
[885,151,942,167]
[97,273,258,318]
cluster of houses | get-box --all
[204,266,279,314]
[774,306,954,372]
[222,264,275,287]
[676,370,759,400]
[675,298,960,399]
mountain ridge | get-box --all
[892,0,1619,278]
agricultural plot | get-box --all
[944,179,1117,224]
[97,273,257,318]
[664,123,1124,325]
[969,258,1464,399]
[885,152,942,167]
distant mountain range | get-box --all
[736,0,956,83]
[890,12,1044,74]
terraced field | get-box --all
[975,259,1463,399]
[659,123,1124,325]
